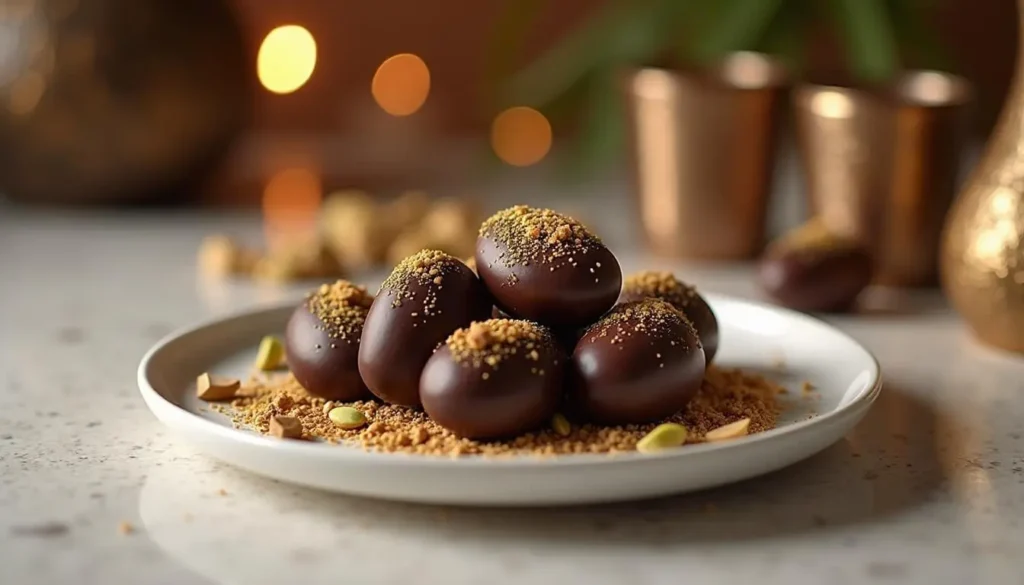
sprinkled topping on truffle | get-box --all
[479,205,601,269]
[587,298,698,347]
[446,319,554,372]
[623,271,698,309]
[768,217,858,257]
[380,249,465,309]
[307,280,373,341]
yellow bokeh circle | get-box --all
[257,25,317,95]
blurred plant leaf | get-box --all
[504,1,636,108]
[886,0,952,71]
[483,0,544,105]
[486,0,936,181]
[829,0,899,81]
[672,0,732,58]
[756,0,813,72]
[538,74,594,128]
[506,0,689,109]
[691,0,785,62]
[560,71,625,181]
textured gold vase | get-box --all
[941,0,1024,352]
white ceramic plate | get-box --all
[138,294,880,506]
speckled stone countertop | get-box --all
[2,201,1024,585]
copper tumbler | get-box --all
[795,72,972,286]
[623,52,789,259]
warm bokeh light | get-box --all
[490,106,552,167]
[257,25,317,94]
[810,91,855,119]
[262,167,322,247]
[371,53,431,116]
[8,72,45,116]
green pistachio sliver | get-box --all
[636,423,688,454]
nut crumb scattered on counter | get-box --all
[118,522,134,535]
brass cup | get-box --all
[795,72,972,287]
[623,53,789,260]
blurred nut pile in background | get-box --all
[198,191,479,283]
[322,190,479,269]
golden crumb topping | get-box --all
[478,205,601,270]
[307,280,373,341]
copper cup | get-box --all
[795,72,972,286]
[623,52,789,260]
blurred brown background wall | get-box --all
[209,0,1019,205]
[229,0,1017,135]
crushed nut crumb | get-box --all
[216,366,781,457]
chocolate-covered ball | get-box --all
[620,271,719,364]
[758,220,872,313]
[358,250,493,406]
[420,319,563,439]
[570,299,705,425]
[285,281,373,401]
[475,205,621,329]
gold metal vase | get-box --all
[941,0,1024,352]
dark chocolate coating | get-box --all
[420,340,564,439]
[620,288,719,364]
[358,265,492,406]
[570,313,705,425]
[475,235,622,329]
[758,244,872,313]
[285,304,370,401]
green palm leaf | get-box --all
[830,0,899,81]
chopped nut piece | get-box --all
[118,521,134,535]
[197,373,240,401]
[255,336,285,371]
[705,418,750,442]
[636,423,688,453]
[252,237,344,284]
[551,414,571,437]
[321,190,386,269]
[274,394,294,410]
[197,236,256,278]
[328,407,367,430]
[235,386,258,398]
[269,415,303,439]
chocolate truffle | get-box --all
[570,299,705,425]
[421,319,563,439]
[620,271,719,363]
[758,220,872,313]
[285,280,373,401]
[475,205,622,329]
[358,250,493,406]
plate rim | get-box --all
[137,293,882,469]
